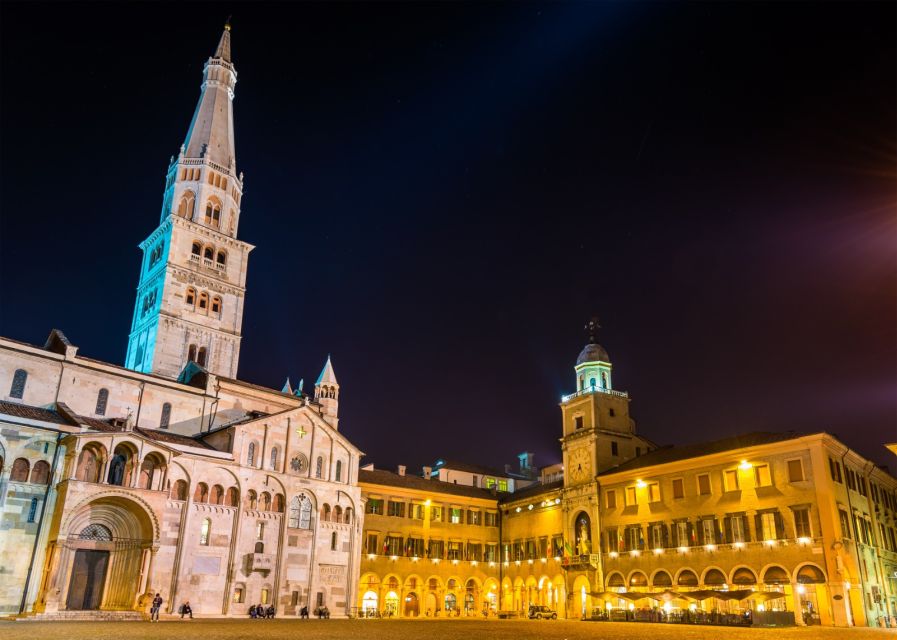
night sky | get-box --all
[1,3,894,471]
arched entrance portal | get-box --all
[46,494,156,612]
[362,590,378,616]
[404,591,419,617]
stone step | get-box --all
[14,610,146,622]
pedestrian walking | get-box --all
[150,593,162,622]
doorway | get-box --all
[66,550,109,610]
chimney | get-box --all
[422,466,432,480]
[397,465,406,477]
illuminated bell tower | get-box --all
[126,23,254,379]
[314,356,340,430]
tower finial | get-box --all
[585,316,601,344]
[224,16,232,31]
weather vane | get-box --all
[585,316,601,344]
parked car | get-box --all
[528,605,557,619]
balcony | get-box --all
[562,387,628,403]
[561,554,601,570]
[248,552,274,572]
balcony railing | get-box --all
[248,553,274,572]
[562,386,629,403]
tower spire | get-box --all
[585,316,601,344]
[215,18,232,62]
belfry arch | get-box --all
[41,493,158,613]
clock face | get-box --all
[569,447,592,483]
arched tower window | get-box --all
[177,191,195,218]
[205,199,222,227]
[216,250,227,267]
[10,369,27,399]
[601,372,608,389]
[335,460,343,482]
[315,456,323,479]
[191,242,202,257]
[95,388,109,416]
[185,287,196,306]
[211,296,222,315]
[198,292,209,310]
[203,246,214,260]
[160,402,172,429]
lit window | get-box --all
[754,464,772,487]
[200,518,211,545]
[724,469,739,492]
[450,508,462,524]
[793,508,811,538]
[647,482,660,503]
[626,486,637,506]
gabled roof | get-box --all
[134,427,215,450]
[0,400,71,425]
[359,469,498,501]
[434,458,518,479]
[600,431,811,475]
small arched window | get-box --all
[10,369,27,399]
[315,456,323,479]
[344,507,353,524]
[255,541,265,554]
[198,292,209,310]
[247,442,256,467]
[188,344,197,362]
[204,246,214,260]
[333,505,342,522]
[194,482,209,503]
[30,460,51,485]
[216,251,227,267]
[335,460,343,482]
[260,492,272,512]
[270,447,279,470]
[212,484,225,505]
[322,504,331,522]
[273,494,285,513]
[10,458,30,482]
[601,372,608,388]
[186,287,196,306]
[95,388,109,416]
[138,457,157,489]
[200,518,211,545]
[171,479,188,500]
[160,403,171,429]
[331,532,338,551]
[211,296,221,314]
[197,347,207,367]
[178,191,195,218]
[246,490,258,510]
[225,486,239,506]
[191,241,202,256]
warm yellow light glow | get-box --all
[609,551,618,558]
[797,537,811,545]
[765,539,776,547]
[606,602,612,610]
[653,548,663,555]
[411,556,418,562]
[541,558,547,563]
[470,560,477,566]
[368,553,375,559]
[628,603,635,611]
[739,460,752,470]
[425,499,431,506]
[733,542,744,550]
[797,585,806,594]
[678,546,688,553]
[432,558,440,564]
[630,550,640,557]
[390,555,398,561]
[636,479,647,488]
[705,544,716,552]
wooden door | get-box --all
[66,550,109,610]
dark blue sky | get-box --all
[1,2,894,470]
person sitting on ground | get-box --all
[256,604,265,619]
[180,601,193,619]
[266,605,275,619]
[322,605,330,619]
[249,604,257,618]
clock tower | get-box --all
[559,319,655,600]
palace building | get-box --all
[0,25,895,630]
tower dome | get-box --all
[576,342,609,365]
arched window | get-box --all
[601,372,608,388]
[31,460,51,484]
[344,507,353,524]
[200,518,211,545]
[212,484,225,505]
[322,504,331,522]
[194,482,209,503]
[270,447,279,470]
[160,403,171,429]
[138,457,157,489]
[331,532,338,551]
[10,458,29,482]
[76,447,101,483]
[107,445,133,486]
[211,296,221,314]
[333,505,342,522]
[246,490,258,510]
[315,456,323,479]
[198,292,209,310]
[335,460,343,482]
[191,241,202,256]
[171,479,188,500]
[247,442,257,467]
[204,246,214,260]
[254,541,265,554]
[177,191,195,218]
[188,344,197,362]
[185,287,196,306]
[9,369,27,399]
[225,486,239,506]
[589,378,596,388]
[197,347,207,367]
[273,494,285,513]
[260,492,272,512]
[95,388,109,416]
[216,251,227,267]
[289,495,312,529]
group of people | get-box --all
[249,604,276,618]
[147,594,193,621]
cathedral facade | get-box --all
[0,25,363,619]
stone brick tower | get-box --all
[126,23,253,379]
